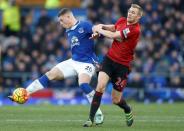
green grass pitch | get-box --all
[0,103,183,131]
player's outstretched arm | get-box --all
[101,24,116,32]
[97,28,121,39]
[90,24,115,39]
[92,24,115,32]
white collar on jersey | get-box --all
[66,21,80,32]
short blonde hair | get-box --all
[131,4,143,17]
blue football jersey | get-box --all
[66,21,98,64]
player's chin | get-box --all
[62,25,69,29]
[127,19,132,22]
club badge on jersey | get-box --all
[123,28,130,38]
[78,27,84,33]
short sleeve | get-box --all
[115,17,126,29]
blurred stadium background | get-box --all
[0,0,184,106]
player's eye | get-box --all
[128,10,133,14]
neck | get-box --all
[127,20,138,25]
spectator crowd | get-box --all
[0,0,184,97]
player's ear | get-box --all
[137,15,141,20]
[137,10,143,19]
[136,12,142,20]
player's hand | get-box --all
[89,32,100,39]
[92,24,103,33]
[93,24,103,32]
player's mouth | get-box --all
[128,16,132,19]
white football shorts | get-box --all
[55,59,96,78]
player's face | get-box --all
[58,14,72,29]
[127,7,140,23]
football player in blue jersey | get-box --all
[8,8,104,125]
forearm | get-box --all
[98,29,116,39]
[93,24,115,33]
[102,24,116,32]
[92,24,120,39]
